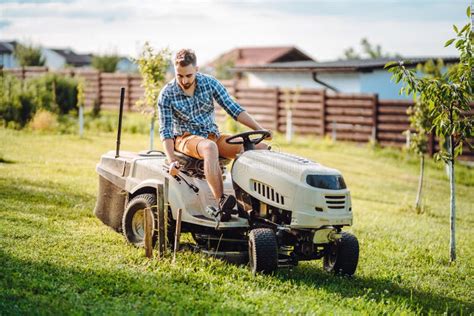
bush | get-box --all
[27,73,78,115]
[29,109,58,132]
[0,73,36,128]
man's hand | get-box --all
[169,161,181,176]
[264,129,273,141]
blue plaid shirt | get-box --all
[157,73,245,140]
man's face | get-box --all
[175,64,198,91]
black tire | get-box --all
[122,193,175,248]
[248,228,278,274]
[323,232,359,276]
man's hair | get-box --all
[175,49,197,67]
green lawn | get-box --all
[0,127,473,315]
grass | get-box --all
[0,127,473,315]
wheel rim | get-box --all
[325,245,338,269]
[131,208,145,239]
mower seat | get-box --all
[172,151,231,179]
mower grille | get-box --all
[325,195,346,210]
[252,180,285,205]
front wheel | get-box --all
[248,228,278,275]
[323,232,359,276]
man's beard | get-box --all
[181,79,195,90]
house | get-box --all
[41,48,92,69]
[235,57,459,100]
[116,57,138,73]
[0,41,18,68]
[205,46,314,77]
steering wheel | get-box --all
[226,130,271,151]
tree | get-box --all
[214,59,235,80]
[133,42,171,149]
[14,43,45,67]
[407,59,444,212]
[343,38,400,60]
[91,54,120,73]
[386,7,473,262]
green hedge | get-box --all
[0,72,78,128]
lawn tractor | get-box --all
[94,89,359,275]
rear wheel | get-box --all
[122,193,174,248]
[323,232,359,276]
[248,228,278,274]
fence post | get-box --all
[274,87,280,132]
[371,94,379,143]
[127,75,133,111]
[98,72,103,111]
[320,89,326,137]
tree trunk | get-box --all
[415,154,424,210]
[448,135,456,262]
[149,113,155,151]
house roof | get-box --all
[50,48,92,67]
[0,41,18,54]
[235,56,460,73]
[207,46,314,68]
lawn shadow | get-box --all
[0,249,250,315]
[274,263,473,314]
[0,157,15,164]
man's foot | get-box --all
[218,194,236,222]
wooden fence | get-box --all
[4,67,473,160]
[6,67,145,110]
[218,81,473,160]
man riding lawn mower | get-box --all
[93,49,359,275]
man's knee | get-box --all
[198,140,218,158]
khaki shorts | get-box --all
[174,132,243,160]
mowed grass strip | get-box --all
[0,128,473,315]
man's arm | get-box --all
[236,111,263,130]
[157,91,178,164]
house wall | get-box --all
[0,53,18,68]
[360,69,406,100]
[117,59,138,73]
[245,71,361,92]
[41,49,65,69]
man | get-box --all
[157,49,270,221]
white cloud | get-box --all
[0,0,466,63]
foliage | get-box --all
[27,73,79,115]
[386,9,473,163]
[0,73,36,128]
[13,42,45,67]
[133,42,171,111]
[92,54,120,73]
[343,38,401,60]
[214,59,235,80]
[0,129,472,314]
[29,109,58,132]
[0,72,78,129]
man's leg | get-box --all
[197,140,223,200]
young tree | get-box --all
[14,43,45,66]
[133,42,171,149]
[406,59,444,211]
[92,54,120,73]
[386,7,473,262]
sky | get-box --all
[0,0,471,64]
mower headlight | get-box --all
[306,175,346,190]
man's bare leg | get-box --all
[197,140,223,200]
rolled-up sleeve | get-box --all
[157,91,174,140]
[211,77,245,120]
